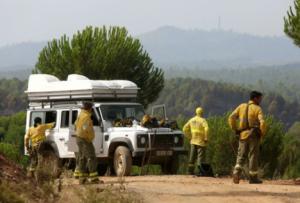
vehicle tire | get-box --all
[37,150,62,181]
[113,146,132,176]
[161,156,179,175]
[97,164,108,176]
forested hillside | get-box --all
[0,79,27,115]
[0,77,299,128]
[164,64,300,102]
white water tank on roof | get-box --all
[25,74,139,101]
[67,74,89,81]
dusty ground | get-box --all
[60,175,300,203]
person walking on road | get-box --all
[75,102,100,184]
[183,107,209,175]
[228,91,266,184]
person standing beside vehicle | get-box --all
[228,91,266,184]
[183,107,209,175]
[24,117,55,177]
[75,102,100,184]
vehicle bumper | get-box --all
[133,149,188,157]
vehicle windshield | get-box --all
[100,104,145,122]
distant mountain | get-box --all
[1,26,300,73]
[0,42,45,70]
[138,26,300,67]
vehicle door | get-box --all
[67,108,103,155]
[91,107,103,155]
[59,109,78,157]
[28,110,57,153]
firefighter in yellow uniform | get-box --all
[75,102,100,184]
[24,117,55,177]
[229,91,266,184]
[183,107,209,175]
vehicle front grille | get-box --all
[149,134,183,148]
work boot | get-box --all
[233,173,240,184]
[89,177,103,184]
[249,175,263,184]
[79,177,87,185]
[73,171,80,179]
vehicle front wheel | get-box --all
[113,146,132,176]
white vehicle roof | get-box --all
[26,74,139,102]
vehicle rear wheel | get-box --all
[161,156,179,175]
[36,150,62,181]
[113,146,132,176]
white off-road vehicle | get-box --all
[25,74,186,176]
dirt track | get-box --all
[61,175,300,203]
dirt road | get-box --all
[60,175,300,203]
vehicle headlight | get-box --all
[141,137,146,144]
[174,136,179,144]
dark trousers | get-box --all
[76,137,98,178]
[233,134,260,176]
[188,144,206,173]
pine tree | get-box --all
[34,26,164,107]
[284,0,300,46]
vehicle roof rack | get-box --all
[25,74,139,102]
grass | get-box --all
[77,185,143,203]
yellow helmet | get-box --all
[195,107,203,116]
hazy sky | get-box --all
[0,0,295,47]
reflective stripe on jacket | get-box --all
[75,109,95,142]
[183,116,209,147]
[228,100,266,140]
[24,123,55,147]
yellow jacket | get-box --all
[183,116,209,147]
[228,100,266,140]
[24,123,55,148]
[75,109,95,142]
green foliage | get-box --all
[279,122,300,178]
[0,112,26,152]
[284,0,300,47]
[35,26,164,107]
[153,78,300,128]
[260,116,285,178]
[0,183,24,203]
[206,115,237,176]
[0,112,28,167]
[0,143,28,166]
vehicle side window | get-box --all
[72,111,78,125]
[61,110,78,128]
[46,111,57,124]
[30,112,44,126]
[61,111,69,128]
[30,111,57,127]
